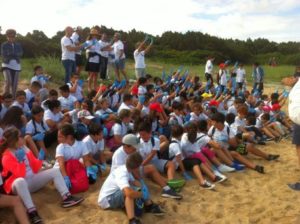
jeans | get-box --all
[12,168,69,209]
[3,69,19,98]
[62,59,76,83]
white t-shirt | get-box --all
[31,75,47,87]
[117,103,133,114]
[95,108,113,117]
[44,109,63,123]
[26,120,49,135]
[0,104,10,119]
[111,146,129,172]
[2,59,21,71]
[233,116,246,133]
[288,79,300,125]
[54,140,89,167]
[58,95,77,111]
[24,89,35,104]
[169,113,184,126]
[219,69,227,86]
[99,40,110,58]
[61,36,75,61]
[86,39,101,63]
[236,68,246,83]
[205,59,213,74]
[83,135,104,157]
[190,112,209,122]
[98,165,133,209]
[228,105,237,115]
[138,136,160,160]
[67,83,83,101]
[111,122,132,136]
[208,125,234,149]
[181,133,210,158]
[71,32,82,55]
[138,85,147,95]
[113,40,125,60]
[12,101,30,114]
[169,138,183,160]
[134,50,145,68]
[141,106,150,117]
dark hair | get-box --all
[34,65,42,72]
[137,121,152,133]
[261,113,270,121]
[146,84,154,92]
[31,105,44,115]
[47,100,61,111]
[119,109,131,120]
[171,125,184,138]
[0,127,19,155]
[59,84,70,92]
[87,90,97,100]
[211,112,225,124]
[59,123,75,137]
[172,101,184,111]
[16,90,26,98]
[49,89,58,97]
[197,120,208,132]
[145,74,152,80]
[237,105,248,115]
[31,81,42,89]
[186,122,198,143]
[246,115,256,126]
[1,106,24,129]
[138,77,147,85]
[123,94,133,102]
[83,99,94,115]
[88,123,102,135]
[153,77,162,84]
[126,152,143,170]
[2,92,13,100]
[225,113,235,125]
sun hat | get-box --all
[122,134,140,150]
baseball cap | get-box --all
[77,110,94,120]
[149,102,163,113]
[122,134,140,150]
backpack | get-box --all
[32,119,47,135]
[211,126,230,137]
[65,159,89,194]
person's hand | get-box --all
[183,172,193,181]
[15,148,26,163]
[64,176,72,189]
[38,148,45,160]
[97,163,107,172]
[32,133,45,141]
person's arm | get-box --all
[69,82,77,93]
[142,150,157,166]
[113,135,122,145]
[45,119,57,131]
[65,45,82,52]
[56,156,67,176]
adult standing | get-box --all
[236,63,246,92]
[71,26,84,75]
[251,62,264,95]
[98,33,112,81]
[112,33,128,81]
[285,69,300,190]
[85,28,101,92]
[204,56,214,93]
[133,36,153,79]
[1,29,23,98]
[61,26,83,84]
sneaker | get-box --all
[200,180,215,190]
[62,195,84,208]
[218,164,235,173]
[257,141,266,145]
[255,165,264,174]
[288,182,300,191]
[28,211,43,224]
[129,217,142,224]
[266,137,274,142]
[161,188,182,199]
[267,154,280,161]
[145,203,165,216]
[42,160,53,169]
[214,175,227,183]
[232,162,245,171]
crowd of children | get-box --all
[0,60,292,224]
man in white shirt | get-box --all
[133,36,153,79]
[71,26,84,74]
[236,64,246,91]
[61,26,83,83]
[204,56,214,93]
[112,33,128,81]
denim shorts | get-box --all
[292,124,300,146]
[150,158,168,173]
[108,189,125,209]
[114,58,126,70]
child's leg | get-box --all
[24,135,39,157]
[165,161,175,180]
[26,168,69,197]
[246,143,268,159]
[35,140,49,156]
[230,151,255,169]
[192,165,206,185]
[114,68,120,81]
[88,73,93,91]
[200,163,216,181]
[0,194,30,224]
[143,164,167,188]
[124,196,135,220]
[93,73,98,91]
[213,148,233,166]
[261,127,276,138]
[121,69,128,81]
[12,178,35,210]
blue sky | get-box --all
[1,0,299,43]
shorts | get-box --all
[114,59,126,70]
[182,158,201,170]
[150,158,168,173]
[107,189,125,209]
[292,124,300,146]
[189,152,208,164]
[75,54,83,66]
[135,68,146,78]
[85,62,100,73]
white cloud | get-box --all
[0,0,299,42]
